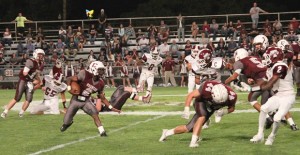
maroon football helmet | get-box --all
[262,47,284,67]
[198,48,212,68]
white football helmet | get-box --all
[191,45,201,57]
[277,39,290,51]
[151,47,159,60]
[253,35,269,51]
[33,49,45,60]
[88,61,106,76]
[234,48,249,62]
[211,84,228,103]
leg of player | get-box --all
[189,116,206,148]
[91,114,107,137]
[284,112,299,131]
[159,125,189,142]
[1,99,17,118]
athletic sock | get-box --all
[287,118,295,126]
[98,126,105,134]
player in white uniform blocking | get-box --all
[136,47,163,103]
[249,47,296,145]
[30,73,67,114]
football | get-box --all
[69,81,80,95]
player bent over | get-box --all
[250,47,298,145]
[30,73,67,114]
[159,81,237,147]
[1,49,45,118]
[60,61,120,136]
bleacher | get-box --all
[0,11,299,86]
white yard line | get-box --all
[28,115,166,155]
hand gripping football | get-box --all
[69,81,80,95]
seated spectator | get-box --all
[78,58,86,70]
[124,23,136,40]
[89,24,97,45]
[263,27,273,44]
[56,38,65,55]
[16,41,25,56]
[286,23,298,42]
[25,27,34,43]
[210,19,219,41]
[26,39,35,55]
[2,28,12,47]
[41,40,50,55]
[263,19,272,33]
[66,25,74,44]
[104,23,113,42]
[220,23,229,40]
[0,51,7,76]
[202,20,210,38]
[149,35,157,47]
[158,20,169,43]
[98,48,108,62]
[238,30,250,46]
[50,52,59,64]
[19,53,28,66]
[158,41,170,58]
[107,50,115,62]
[74,26,86,51]
[118,23,125,40]
[138,34,149,54]
[226,37,238,61]
[58,26,67,42]
[184,40,192,57]
[169,40,181,59]
[191,21,199,41]
[227,21,235,39]
[136,29,144,43]
[215,38,227,57]
[48,41,56,54]
[64,61,75,80]
[240,39,250,51]
[35,27,44,42]
[248,25,259,39]
[272,19,283,42]
[0,43,3,52]
[206,41,215,54]
[87,50,97,65]
[9,53,19,68]
[65,37,78,58]
[132,48,139,60]
[290,17,299,32]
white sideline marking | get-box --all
[28,115,166,155]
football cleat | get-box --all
[159,129,168,142]
[1,112,7,118]
[60,121,73,132]
[202,119,210,129]
[100,131,108,137]
[265,117,274,129]
[19,113,24,118]
[265,134,275,145]
[250,134,264,143]
[290,124,299,131]
[189,142,199,148]
[142,93,152,104]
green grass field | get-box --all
[0,87,300,155]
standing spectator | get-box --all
[202,20,210,39]
[191,21,199,41]
[11,12,32,38]
[0,51,7,76]
[158,20,169,43]
[177,13,185,42]
[286,23,297,42]
[249,2,268,28]
[147,24,158,39]
[98,9,107,36]
[104,62,116,88]
[104,23,113,42]
[64,61,74,80]
[179,59,187,87]
[120,61,131,87]
[234,20,244,40]
[227,21,235,39]
[290,17,299,32]
[162,55,177,87]
[89,24,97,45]
[210,19,219,41]
[132,61,140,87]
[169,40,181,59]
[184,40,192,57]
[2,28,12,47]
[220,23,229,40]
[215,38,227,57]
[66,25,74,45]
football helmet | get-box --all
[211,84,228,103]
[33,49,45,61]
[52,72,63,86]
[88,61,106,76]
[198,48,212,68]
[262,47,284,67]
[277,39,290,51]
[191,45,201,57]
[234,48,249,62]
[253,34,269,51]
[151,47,159,60]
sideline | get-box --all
[28,115,166,155]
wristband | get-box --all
[67,85,71,91]
[108,105,113,110]
[251,85,261,91]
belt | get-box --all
[76,95,88,102]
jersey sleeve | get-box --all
[24,59,34,70]
[233,61,244,74]
[273,65,288,79]
[77,70,86,81]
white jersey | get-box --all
[265,61,294,95]
[141,53,163,74]
[43,75,67,100]
[184,55,198,76]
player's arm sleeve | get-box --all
[233,61,243,74]
[260,65,287,91]
[23,59,33,75]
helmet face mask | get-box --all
[33,49,45,62]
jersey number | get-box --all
[249,57,265,68]
[45,87,57,97]
[148,64,155,71]
[277,66,282,73]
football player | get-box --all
[1,49,45,118]
[250,47,297,145]
[31,72,67,114]
[136,47,163,103]
[252,34,269,58]
[159,81,237,147]
[60,61,120,136]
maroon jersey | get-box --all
[234,56,267,80]
[291,43,300,62]
[19,58,40,81]
[77,70,105,97]
[198,81,237,110]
